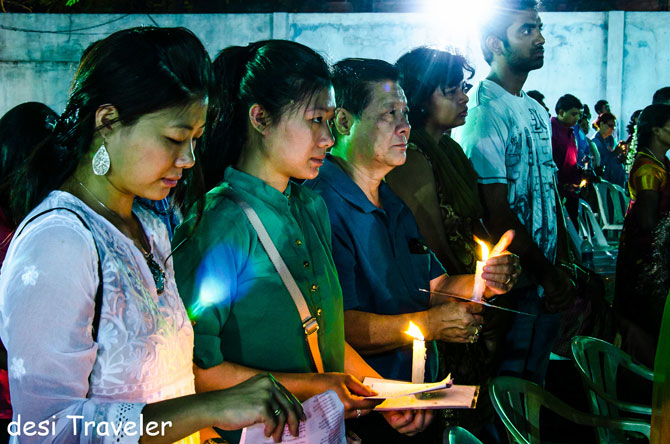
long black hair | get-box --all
[0,102,58,223]
[395,47,474,129]
[7,27,214,225]
[636,104,670,150]
[201,40,331,192]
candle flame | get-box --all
[405,321,424,341]
[474,236,489,261]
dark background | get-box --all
[1,0,669,14]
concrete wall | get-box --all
[1,11,667,139]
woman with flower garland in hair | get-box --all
[0,27,304,444]
[172,40,432,444]
[615,104,670,346]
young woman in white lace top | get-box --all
[0,27,303,444]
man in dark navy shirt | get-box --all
[304,58,520,442]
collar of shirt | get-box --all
[317,154,404,219]
[223,166,292,212]
[551,117,574,137]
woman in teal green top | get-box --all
[173,40,432,442]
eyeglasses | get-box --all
[442,81,473,97]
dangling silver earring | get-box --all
[92,140,110,176]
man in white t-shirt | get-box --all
[455,0,574,387]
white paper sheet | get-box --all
[362,375,452,399]
[239,390,346,444]
[373,385,479,411]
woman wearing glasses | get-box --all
[592,112,626,187]
[386,47,507,440]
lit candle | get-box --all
[472,237,490,302]
[405,321,426,383]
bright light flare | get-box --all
[580,179,588,188]
[414,0,499,67]
[474,236,490,261]
[418,0,497,27]
[197,275,227,307]
[405,321,425,341]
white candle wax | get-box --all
[472,260,486,302]
[412,338,426,384]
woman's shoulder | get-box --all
[174,184,252,246]
[632,154,665,175]
[15,191,99,244]
[630,155,667,193]
[5,193,98,278]
[287,182,331,222]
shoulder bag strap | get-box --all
[230,195,325,373]
[16,207,104,342]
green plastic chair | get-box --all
[443,426,483,444]
[489,376,650,444]
[570,336,652,442]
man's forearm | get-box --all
[344,310,428,355]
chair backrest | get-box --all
[571,336,653,443]
[593,181,628,230]
[489,376,650,444]
[571,336,653,415]
[444,426,483,444]
[606,183,629,224]
[578,199,611,249]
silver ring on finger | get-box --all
[504,276,512,286]
[356,409,362,418]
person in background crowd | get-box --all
[551,94,583,227]
[526,90,549,115]
[653,87,670,163]
[615,104,670,347]
[594,99,610,116]
[576,104,600,169]
[456,2,576,422]
[592,112,626,187]
[171,40,429,444]
[388,46,515,442]
[0,102,58,261]
[653,87,670,105]
[0,27,306,444]
[305,57,520,443]
[0,101,58,443]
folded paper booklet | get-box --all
[362,376,479,411]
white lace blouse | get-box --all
[0,191,198,444]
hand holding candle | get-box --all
[404,322,426,384]
[477,230,521,296]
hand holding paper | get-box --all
[239,390,346,444]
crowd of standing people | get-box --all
[0,0,669,443]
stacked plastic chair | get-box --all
[570,336,652,443]
[489,376,650,443]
